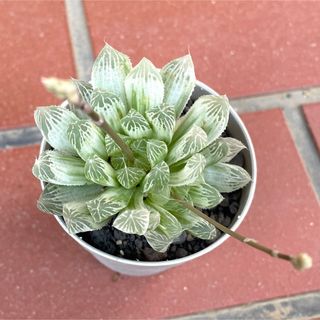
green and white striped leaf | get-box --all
[87,187,133,223]
[146,104,176,144]
[105,134,132,156]
[169,153,206,186]
[146,140,168,167]
[84,154,118,186]
[201,138,229,166]
[91,43,131,104]
[67,119,107,161]
[167,126,207,165]
[130,139,147,157]
[172,94,230,145]
[161,54,196,118]
[147,186,171,206]
[73,79,93,104]
[110,154,127,170]
[90,89,127,131]
[188,183,223,209]
[142,161,170,193]
[116,166,146,189]
[113,208,150,235]
[37,184,103,216]
[145,228,172,253]
[120,109,152,139]
[204,163,251,192]
[221,137,246,162]
[34,106,78,154]
[63,202,106,234]
[124,57,164,115]
[32,150,90,186]
[188,219,217,240]
[146,206,161,230]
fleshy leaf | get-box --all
[188,219,217,240]
[146,104,176,144]
[145,228,172,253]
[146,140,168,167]
[188,183,223,209]
[105,134,132,157]
[90,89,127,131]
[167,125,207,165]
[120,109,152,139]
[124,57,164,115]
[116,166,146,189]
[169,153,206,186]
[146,206,161,230]
[32,150,90,186]
[201,138,229,165]
[91,43,131,104]
[110,154,127,170]
[161,54,196,118]
[87,187,133,223]
[84,154,118,186]
[37,184,103,216]
[73,79,93,104]
[34,106,78,154]
[221,137,246,162]
[142,161,170,193]
[63,202,106,234]
[204,163,251,192]
[172,94,230,145]
[67,119,107,161]
[147,186,171,206]
[113,208,150,235]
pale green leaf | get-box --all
[84,154,118,186]
[116,166,146,189]
[188,183,223,209]
[146,104,176,144]
[91,43,131,104]
[169,153,206,186]
[113,208,150,235]
[124,57,164,115]
[105,134,132,156]
[34,106,78,154]
[142,161,170,193]
[146,140,168,167]
[67,119,107,161]
[147,186,171,206]
[161,54,196,118]
[130,139,147,157]
[188,219,217,240]
[120,109,152,139]
[73,79,92,104]
[145,228,172,253]
[32,150,90,186]
[201,138,229,165]
[204,163,251,192]
[37,184,103,216]
[146,206,161,230]
[110,154,127,170]
[87,187,133,223]
[221,137,246,162]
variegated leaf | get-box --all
[146,104,176,144]
[84,154,118,186]
[172,94,230,146]
[37,184,103,216]
[113,208,150,235]
[67,119,107,161]
[120,109,152,139]
[105,134,132,156]
[204,163,251,192]
[167,126,207,165]
[34,106,78,154]
[63,202,106,234]
[116,166,146,189]
[201,138,229,165]
[110,154,127,170]
[146,140,168,167]
[188,219,217,240]
[169,153,206,186]
[87,187,133,223]
[146,205,161,230]
[142,161,170,193]
[145,228,172,253]
[32,150,90,186]
[188,183,223,209]
[124,57,164,115]
[130,139,147,157]
[221,137,246,162]
[90,89,127,131]
[147,186,171,206]
[91,43,131,104]
[161,54,196,118]
[73,79,93,104]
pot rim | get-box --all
[40,80,257,267]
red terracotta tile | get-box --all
[0,109,319,319]
[85,1,320,98]
[0,2,75,129]
[303,104,320,151]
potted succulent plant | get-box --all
[33,43,312,276]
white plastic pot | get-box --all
[39,81,257,277]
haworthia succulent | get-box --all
[142,161,170,193]
[201,138,229,166]
[73,79,93,105]
[188,183,223,209]
[146,140,168,167]
[145,228,173,253]
[124,58,164,115]
[161,54,196,118]
[34,106,78,154]
[91,43,131,104]
[116,166,146,189]
[220,137,246,162]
